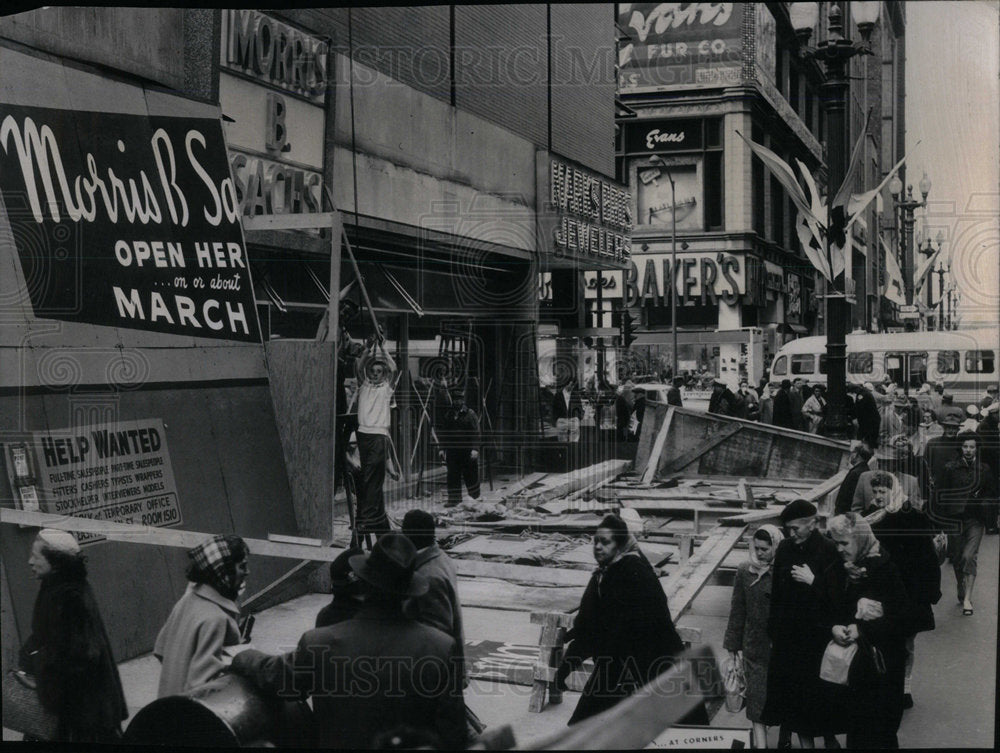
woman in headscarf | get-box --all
[865,471,941,710]
[154,534,250,697]
[18,529,128,741]
[723,524,783,747]
[815,514,909,748]
[556,514,707,725]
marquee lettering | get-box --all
[627,3,735,44]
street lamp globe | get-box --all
[919,172,932,200]
[789,2,819,39]
[889,174,903,198]
[853,1,880,41]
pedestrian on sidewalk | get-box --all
[723,524,784,747]
[863,471,942,710]
[802,385,827,434]
[708,378,740,418]
[230,532,467,750]
[925,414,964,496]
[763,500,841,749]
[816,513,909,749]
[154,534,250,697]
[552,373,583,443]
[772,379,795,429]
[18,530,127,742]
[852,435,926,514]
[939,433,998,615]
[401,510,466,684]
[436,388,482,508]
[315,547,364,628]
[834,441,874,516]
[355,336,398,542]
[847,383,881,449]
[789,379,807,431]
[557,514,708,726]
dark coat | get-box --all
[18,567,127,742]
[789,387,806,430]
[563,553,693,725]
[855,390,881,447]
[708,387,740,418]
[437,406,480,451]
[552,388,584,421]
[834,461,870,515]
[940,456,998,525]
[772,388,794,429]
[723,563,773,723]
[869,507,942,634]
[924,433,963,490]
[813,549,909,748]
[231,601,467,750]
[315,595,362,629]
[666,385,683,407]
[615,394,633,441]
[404,544,466,681]
[763,530,841,734]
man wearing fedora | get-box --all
[355,337,398,542]
[436,387,482,508]
[925,413,966,498]
[231,532,467,750]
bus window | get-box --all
[819,354,827,374]
[885,353,905,386]
[772,355,787,375]
[908,353,928,389]
[848,352,873,374]
[791,354,815,374]
[965,350,996,374]
[937,350,960,374]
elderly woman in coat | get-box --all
[723,524,783,747]
[556,514,708,726]
[863,471,941,710]
[154,534,250,697]
[816,513,909,748]
[18,529,128,742]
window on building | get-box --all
[789,64,800,115]
[805,84,815,135]
[965,350,996,374]
[791,354,815,374]
[819,354,827,374]
[848,352,874,374]
[770,174,785,245]
[705,151,723,230]
[937,350,960,374]
[772,355,787,375]
[775,44,785,96]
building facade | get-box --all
[0,6,622,663]
[610,2,906,385]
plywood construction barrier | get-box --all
[636,405,852,484]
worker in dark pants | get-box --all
[438,390,481,508]
[355,338,397,543]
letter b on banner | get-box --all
[266,93,288,153]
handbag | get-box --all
[933,531,949,566]
[723,655,746,712]
[819,640,858,685]
[2,670,59,740]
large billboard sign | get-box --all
[617,3,745,92]
[0,103,261,341]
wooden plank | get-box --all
[0,508,347,562]
[617,499,742,514]
[501,472,550,498]
[457,578,581,613]
[667,406,851,449]
[267,533,324,547]
[453,558,591,587]
[640,406,675,484]
[661,422,744,475]
[523,459,630,503]
[662,525,747,621]
[519,645,721,750]
[243,211,338,231]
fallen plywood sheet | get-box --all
[663,524,747,621]
[457,577,582,613]
[518,459,631,504]
[453,558,591,587]
[635,404,851,484]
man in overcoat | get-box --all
[763,499,841,748]
[231,533,466,749]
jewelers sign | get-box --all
[32,419,181,545]
[0,99,261,341]
[537,152,632,269]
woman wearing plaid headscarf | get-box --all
[154,534,249,697]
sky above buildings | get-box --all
[905,0,999,327]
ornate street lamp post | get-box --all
[889,172,932,319]
[933,258,950,332]
[917,229,944,330]
[791,0,879,440]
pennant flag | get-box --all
[833,109,873,210]
[846,145,917,219]
[914,243,943,297]
[796,210,833,282]
[881,234,906,305]
[736,130,823,228]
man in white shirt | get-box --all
[355,337,398,542]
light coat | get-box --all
[154,582,241,697]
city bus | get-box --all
[768,328,1000,404]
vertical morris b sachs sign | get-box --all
[0,98,260,341]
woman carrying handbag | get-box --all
[9,529,127,742]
